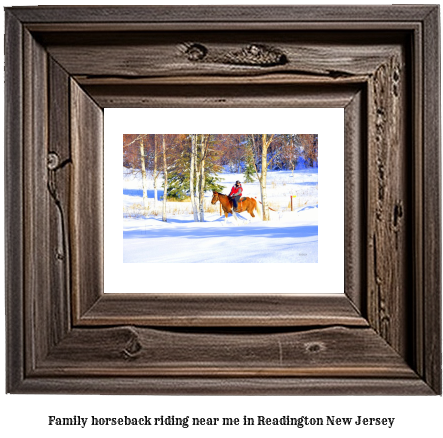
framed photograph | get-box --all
[5,5,441,394]
[107,108,342,294]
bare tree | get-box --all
[247,134,277,221]
[161,134,168,222]
[153,134,159,210]
[139,136,149,210]
[281,134,300,175]
[197,134,211,222]
[189,134,199,221]
[296,134,318,167]
[188,134,211,221]
[123,134,149,211]
[259,134,275,221]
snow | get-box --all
[123,168,318,263]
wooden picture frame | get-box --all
[5,5,441,394]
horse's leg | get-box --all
[241,206,250,224]
[231,209,239,225]
[228,200,236,224]
[245,206,252,223]
[254,201,261,220]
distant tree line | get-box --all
[123,134,318,222]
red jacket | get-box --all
[229,185,243,197]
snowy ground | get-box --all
[123,168,318,263]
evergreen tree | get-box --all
[167,166,224,199]
[243,141,256,183]
[166,137,224,200]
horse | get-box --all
[211,191,261,224]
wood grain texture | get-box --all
[70,80,104,320]
[76,73,369,85]
[4,5,441,395]
[79,294,367,327]
[25,22,425,34]
[23,29,50,372]
[8,5,436,23]
[344,90,366,313]
[38,326,415,377]
[4,10,24,393]
[48,57,72,345]
[411,18,425,384]
[12,377,434,396]
[366,51,409,358]
[422,6,442,394]
[83,82,361,108]
[40,31,403,80]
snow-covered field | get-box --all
[123,168,318,263]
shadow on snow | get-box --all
[296,205,318,213]
[124,188,165,198]
[123,221,318,241]
[291,181,318,187]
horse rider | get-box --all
[229,180,243,212]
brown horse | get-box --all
[211,191,261,224]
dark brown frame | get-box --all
[5,6,441,394]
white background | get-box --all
[1,1,442,438]
[106,108,343,294]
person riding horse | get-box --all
[228,181,243,212]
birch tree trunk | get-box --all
[198,135,208,222]
[189,134,199,221]
[260,134,274,221]
[161,135,168,222]
[139,136,149,211]
[195,135,201,204]
[199,173,205,221]
[153,134,158,210]
[248,134,264,216]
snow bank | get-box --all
[122,168,318,263]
